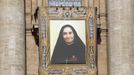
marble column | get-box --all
[107,0,134,75]
[0,0,25,75]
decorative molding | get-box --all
[41,16,47,69]
[48,69,64,74]
[89,16,96,68]
[47,7,88,18]
[48,0,82,7]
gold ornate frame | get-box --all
[39,7,97,75]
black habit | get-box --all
[51,25,86,64]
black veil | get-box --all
[51,25,86,64]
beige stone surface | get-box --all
[97,32,108,75]
[0,0,25,75]
[100,17,107,29]
[25,0,39,75]
[25,0,32,29]
[26,32,39,75]
[89,0,94,7]
[26,0,31,14]
[96,0,108,75]
[94,0,100,14]
[100,0,106,15]
[32,0,37,15]
[37,0,43,7]
[107,0,134,75]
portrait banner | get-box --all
[49,20,86,64]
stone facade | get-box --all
[26,32,39,75]
[4,0,134,75]
[25,0,108,75]
[25,0,39,75]
[1,0,134,75]
[0,0,25,75]
[26,0,107,75]
[107,0,134,75]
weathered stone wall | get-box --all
[97,0,108,75]
[0,0,25,75]
[26,32,39,75]
[93,0,108,75]
[107,0,134,75]
[25,0,39,75]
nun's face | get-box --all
[63,27,74,45]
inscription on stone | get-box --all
[48,0,82,7]
[73,68,88,75]
[48,69,64,75]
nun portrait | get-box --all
[51,24,86,64]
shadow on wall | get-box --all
[97,28,101,44]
